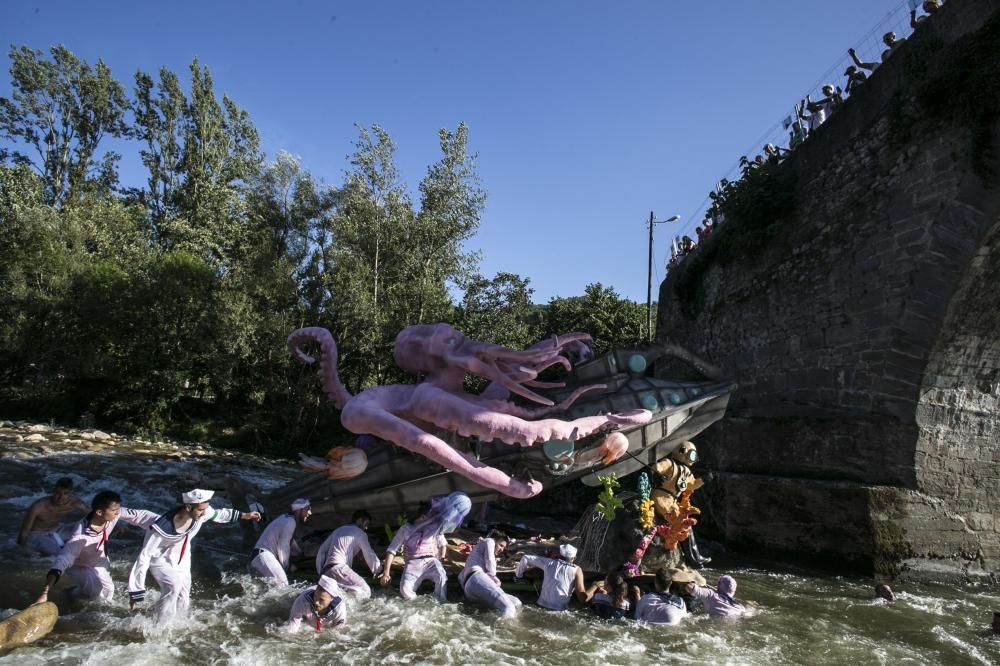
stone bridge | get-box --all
[657,0,1000,581]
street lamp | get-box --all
[646,211,680,344]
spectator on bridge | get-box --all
[680,236,695,255]
[709,202,726,227]
[788,119,808,149]
[844,65,868,95]
[821,84,845,109]
[911,0,942,29]
[764,143,790,163]
[881,31,905,61]
[798,98,824,133]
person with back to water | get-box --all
[249,498,311,586]
[685,574,748,618]
[584,569,636,621]
[18,478,88,556]
[634,568,692,626]
[875,583,896,603]
[34,490,157,604]
[514,543,588,611]
[378,502,449,601]
[128,488,261,621]
[287,575,347,632]
[459,530,522,618]
[315,509,383,599]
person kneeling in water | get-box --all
[18,478,88,556]
[249,498,311,586]
[287,575,347,632]
[460,531,521,618]
[35,490,155,604]
[514,544,587,611]
[685,574,747,618]
[379,503,448,601]
[634,568,693,626]
[584,569,635,620]
[316,509,382,599]
[128,489,260,621]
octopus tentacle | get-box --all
[288,327,353,410]
[488,384,606,419]
[341,397,543,498]
[412,384,650,447]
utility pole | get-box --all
[646,211,680,344]
[646,211,655,344]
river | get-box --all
[0,423,997,665]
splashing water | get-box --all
[0,431,998,665]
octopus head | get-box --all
[393,323,590,407]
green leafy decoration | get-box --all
[596,473,624,522]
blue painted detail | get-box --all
[689,387,701,396]
[627,354,647,373]
[543,439,575,461]
[668,391,682,405]
[640,394,659,410]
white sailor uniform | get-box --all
[459,538,521,618]
[387,523,448,601]
[49,507,155,602]
[315,523,382,599]
[128,506,241,620]
[249,513,300,586]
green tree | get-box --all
[541,283,648,355]
[133,67,186,241]
[171,58,262,264]
[409,123,485,323]
[0,45,130,206]
[454,271,536,351]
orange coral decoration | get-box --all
[654,487,701,550]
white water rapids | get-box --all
[0,425,997,665]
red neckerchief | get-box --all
[315,616,322,632]
[178,534,189,564]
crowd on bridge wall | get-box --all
[667,0,945,271]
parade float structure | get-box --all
[266,324,735,534]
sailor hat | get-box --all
[182,488,214,504]
[291,498,311,511]
[559,544,578,560]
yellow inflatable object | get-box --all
[0,602,57,651]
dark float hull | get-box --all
[266,346,736,530]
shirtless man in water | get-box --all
[18,478,88,555]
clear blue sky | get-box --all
[3,0,904,303]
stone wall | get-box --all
[657,0,1000,580]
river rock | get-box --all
[23,434,46,443]
[0,602,58,650]
[90,431,112,441]
[27,425,50,433]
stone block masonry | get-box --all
[658,0,1000,580]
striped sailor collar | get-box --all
[151,506,213,537]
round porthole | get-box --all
[641,394,659,410]
[628,354,647,373]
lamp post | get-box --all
[646,211,680,343]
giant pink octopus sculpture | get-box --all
[288,324,651,498]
